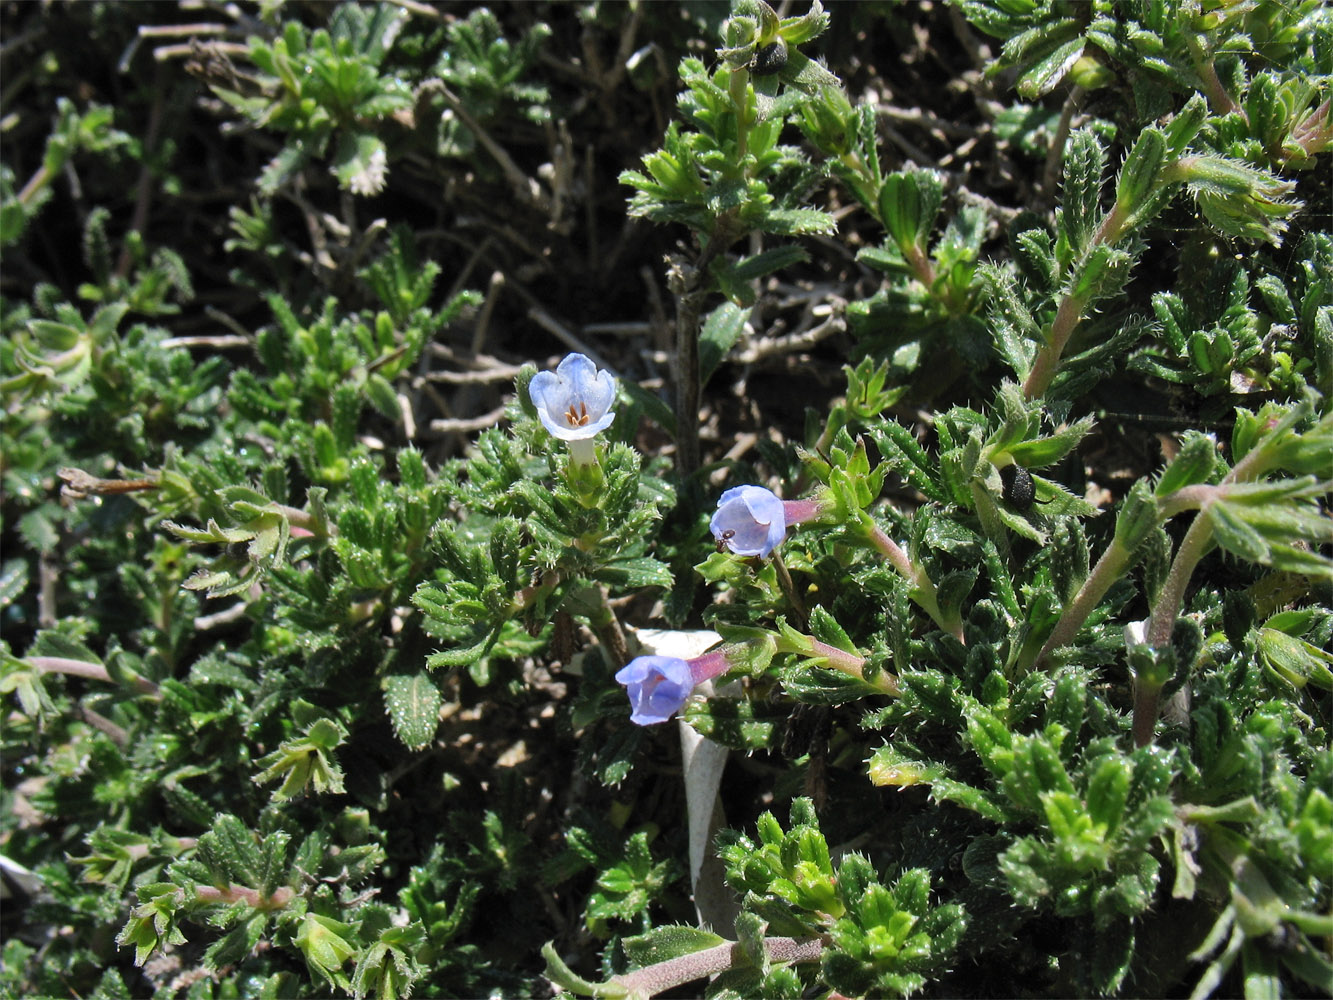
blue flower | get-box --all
[711,485,787,558]
[615,655,695,725]
[528,353,617,442]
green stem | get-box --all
[861,517,964,644]
[1022,286,1093,400]
[1022,200,1133,401]
[611,935,827,997]
[1184,31,1244,119]
[770,550,808,632]
[1145,508,1214,650]
[1033,432,1278,671]
[275,503,333,537]
[1132,448,1276,743]
[17,163,53,206]
[771,629,899,695]
[903,242,936,288]
[194,884,295,912]
[1145,436,1275,650]
[587,587,629,668]
[1029,539,1133,672]
[27,656,160,696]
[809,638,899,695]
[506,570,562,618]
[1132,671,1165,749]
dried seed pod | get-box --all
[1000,464,1035,511]
[752,37,788,75]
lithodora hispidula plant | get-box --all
[1,1,1330,998]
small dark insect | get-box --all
[715,529,736,553]
[1000,464,1036,511]
[751,38,788,75]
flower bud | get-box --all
[1113,479,1159,555]
[1115,126,1166,210]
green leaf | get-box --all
[1016,37,1084,98]
[253,714,347,801]
[1156,432,1220,495]
[621,924,726,968]
[1060,130,1107,254]
[595,556,674,589]
[1085,756,1132,835]
[871,418,947,503]
[295,913,356,990]
[424,619,507,668]
[867,745,944,789]
[931,777,1008,823]
[698,300,750,384]
[619,377,676,435]
[351,926,424,1000]
[1207,501,1271,563]
[383,672,442,750]
[682,697,783,751]
[1258,629,1333,690]
[1006,415,1095,467]
[807,605,857,655]
[758,207,838,236]
[1116,126,1166,208]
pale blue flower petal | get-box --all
[527,371,568,434]
[615,655,695,725]
[528,353,617,441]
[710,485,787,558]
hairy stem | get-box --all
[1146,435,1276,650]
[28,656,160,696]
[1131,671,1164,749]
[1022,286,1092,400]
[611,935,828,997]
[1030,540,1133,672]
[195,884,295,911]
[274,503,333,536]
[903,241,936,288]
[1131,434,1281,744]
[1023,197,1134,400]
[17,163,53,206]
[1145,507,1214,650]
[1184,31,1244,119]
[861,518,964,644]
[770,550,808,632]
[808,638,899,695]
[588,587,630,668]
